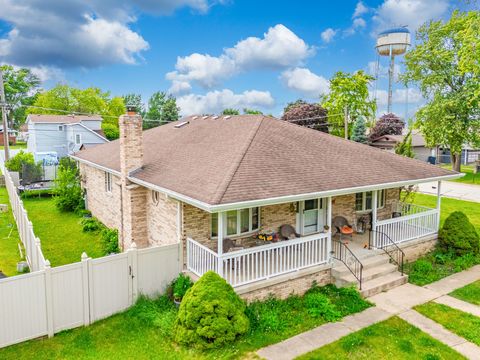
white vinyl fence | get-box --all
[3,168,46,271]
[0,243,181,349]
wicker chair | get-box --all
[332,216,354,242]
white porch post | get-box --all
[436,181,442,230]
[217,211,224,278]
[371,190,378,247]
[327,196,332,262]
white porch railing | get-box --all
[398,202,434,216]
[187,233,330,287]
[375,208,438,247]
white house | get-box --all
[26,114,108,158]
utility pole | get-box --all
[0,67,9,162]
[344,107,349,140]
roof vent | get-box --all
[174,121,190,128]
[191,116,198,120]
[224,116,231,120]
[202,115,209,119]
[212,116,219,120]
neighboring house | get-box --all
[0,125,17,146]
[72,112,461,300]
[369,130,433,162]
[26,114,108,158]
[17,124,28,142]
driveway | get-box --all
[418,181,480,203]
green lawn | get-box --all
[450,280,480,306]
[0,187,23,276]
[0,142,27,150]
[415,302,480,346]
[296,316,464,360]
[0,285,371,359]
[441,165,479,185]
[405,194,480,286]
[22,196,104,266]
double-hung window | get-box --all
[211,207,260,238]
[105,172,112,193]
[75,133,81,145]
[355,190,385,211]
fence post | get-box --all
[127,242,138,305]
[81,252,91,326]
[34,237,41,271]
[44,260,54,338]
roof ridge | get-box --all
[211,116,265,205]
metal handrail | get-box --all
[332,239,364,290]
[369,229,405,275]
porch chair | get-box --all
[332,216,354,243]
[279,224,300,240]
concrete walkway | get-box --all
[256,265,480,360]
[418,181,480,203]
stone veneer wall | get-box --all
[147,190,179,246]
[122,184,148,249]
[80,164,122,230]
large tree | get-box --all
[321,71,376,138]
[144,91,180,129]
[369,113,405,140]
[29,84,125,139]
[1,65,41,128]
[401,10,480,171]
[122,93,145,117]
[281,102,328,133]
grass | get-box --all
[22,196,104,266]
[450,280,480,306]
[441,165,479,185]
[0,284,371,359]
[297,316,465,360]
[416,302,480,347]
[404,193,480,286]
[0,187,23,276]
[0,142,27,150]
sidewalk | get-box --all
[256,265,480,360]
[418,181,480,203]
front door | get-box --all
[299,199,325,235]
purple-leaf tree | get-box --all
[369,113,405,140]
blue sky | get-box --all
[0,0,463,117]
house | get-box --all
[0,126,17,146]
[26,114,108,158]
[17,124,28,142]
[369,130,433,162]
[72,110,461,300]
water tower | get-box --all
[375,27,411,113]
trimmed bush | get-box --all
[174,271,249,349]
[303,292,341,321]
[438,211,480,256]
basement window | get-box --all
[105,172,112,193]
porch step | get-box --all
[333,262,398,287]
[360,272,408,298]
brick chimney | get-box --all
[119,105,148,249]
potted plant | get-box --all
[172,273,193,307]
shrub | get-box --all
[102,123,120,140]
[53,158,84,212]
[303,292,341,321]
[174,271,249,349]
[438,211,480,256]
[171,274,193,301]
[5,150,35,172]
[81,217,101,232]
[101,228,119,255]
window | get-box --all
[211,207,260,238]
[58,125,63,131]
[105,172,112,193]
[152,190,160,205]
[355,190,385,211]
[75,134,81,145]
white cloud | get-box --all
[167,24,314,90]
[373,88,423,106]
[344,17,367,36]
[373,0,449,32]
[176,89,275,115]
[168,80,193,95]
[280,67,329,98]
[353,1,369,18]
[321,28,337,43]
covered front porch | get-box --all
[185,182,442,288]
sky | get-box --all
[0,0,467,118]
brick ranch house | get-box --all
[72,111,461,300]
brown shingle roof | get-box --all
[27,114,103,123]
[74,115,457,206]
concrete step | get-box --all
[334,262,399,287]
[360,272,408,298]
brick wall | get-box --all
[377,188,401,221]
[80,164,122,230]
[400,236,438,262]
[260,203,296,234]
[147,190,179,246]
[122,184,148,249]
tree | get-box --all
[243,108,263,115]
[369,113,405,140]
[29,84,126,140]
[144,91,180,129]
[401,11,480,171]
[395,130,415,158]
[284,99,307,113]
[281,102,329,133]
[321,71,376,138]
[351,116,368,143]
[221,108,240,115]
[1,65,41,128]
[53,158,84,212]
[122,93,145,117]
